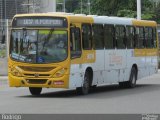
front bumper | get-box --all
[8,73,69,88]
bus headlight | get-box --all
[53,68,67,78]
[10,68,23,77]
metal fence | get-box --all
[0,19,11,76]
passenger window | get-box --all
[104,25,115,49]
[153,28,157,48]
[115,25,126,49]
[92,24,104,50]
[126,26,135,49]
[135,27,145,48]
[70,27,81,58]
[82,24,92,50]
[145,27,153,48]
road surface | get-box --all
[0,72,160,114]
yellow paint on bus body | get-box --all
[134,49,146,57]
[132,19,157,27]
[9,13,95,88]
[8,57,70,88]
[71,50,96,64]
[134,49,158,57]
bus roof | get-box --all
[13,13,157,27]
[93,16,134,25]
[14,13,94,24]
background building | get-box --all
[0,0,25,19]
[0,0,56,19]
[40,0,56,13]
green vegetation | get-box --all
[56,0,160,23]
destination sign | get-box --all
[13,17,68,28]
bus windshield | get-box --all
[10,29,68,63]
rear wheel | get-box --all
[76,71,90,95]
[127,67,137,88]
[119,67,137,88]
[29,87,42,96]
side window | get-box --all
[126,26,135,49]
[135,27,145,48]
[104,24,115,49]
[145,27,153,48]
[115,25,126,49]
[92,24,104,50]
[82,24,92,50]
[70,27,81,58]
[153,28,157,48]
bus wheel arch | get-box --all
[86,67,93,87]
[128,65,138,88]
[132,64,138,76]
[76,67,93,95]
[119,64,138,88]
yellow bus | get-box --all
[8,13,158,95]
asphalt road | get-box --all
[0,72,160,114]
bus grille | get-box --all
[24,74,50,77]
[19,66,55,72]
[26,79,47,84]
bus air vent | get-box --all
[26,79,47,84]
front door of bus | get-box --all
[69,26,83,88]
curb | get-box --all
[0,76,8,86]
[0,76,8,82]
[0,76,8,79]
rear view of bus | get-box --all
[8,14,70,95]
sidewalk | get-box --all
[0,76,8,80]
[0,76,8,85]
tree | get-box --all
[153,2,160,23]
[56,0,160,23]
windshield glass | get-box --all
[10,29,68,63]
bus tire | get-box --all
[119,82,127,88]
[119,67,137,88]
[126,67,137,88]
[29,87,42,96]
[76,71,90,95]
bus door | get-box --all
[69,25,83,88]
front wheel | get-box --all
[76,72,90,95]
[29,87,42,96]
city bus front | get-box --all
[8,15,70,95]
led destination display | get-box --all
[13,17,68,28]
